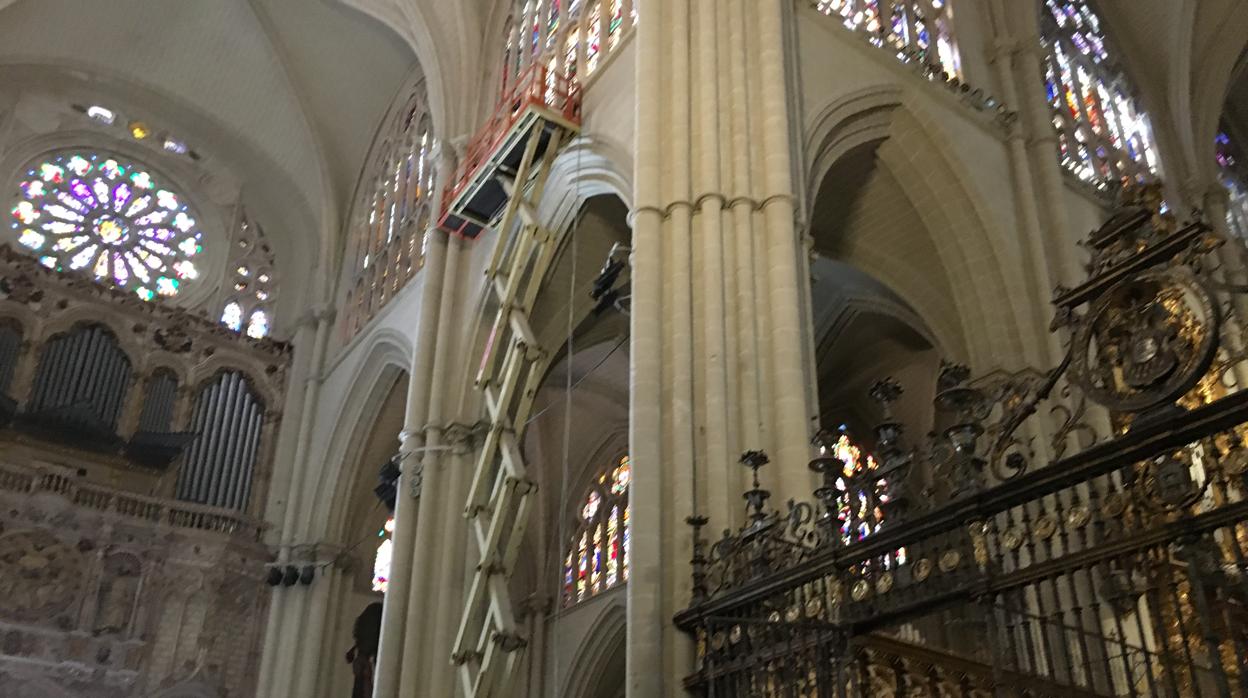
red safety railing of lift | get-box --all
[438,63,582,237]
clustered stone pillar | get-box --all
[373,142,481,696]
[254,305,334,698]
[629,0,815,694]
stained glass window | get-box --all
[562,455,630,607]
[814,0,960,79]
[10,151,204,302]
[221,302,243,332]
[821,430,886,545]
[1040,0,1158,189]
[217,214,276,338]
[344,79,436,338]
[819,428,905,564]
[503,0,634,88]
[372,516,395,593]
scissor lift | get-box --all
[440,65,581,698]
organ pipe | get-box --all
[209,375,246,506]
[177,371,264,511]
[191,379,226,502]
[222,400,255,510]
[138,371,178,433]
[178,380,217,502]
[231,402,262,510]
[29,324,132,430]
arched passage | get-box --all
[806,88,1037,370]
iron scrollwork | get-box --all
[677,182,1248,697]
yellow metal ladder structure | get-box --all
[444,66,580,698]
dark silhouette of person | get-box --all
[346,602,384,698]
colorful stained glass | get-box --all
[372,517,395,593]
[246,310,270,339]
[607,0,623,50]
[576,531,589,600]
[221,302,243,332]
[815,0,959,77]
[822,429,885,544]
[606,505,620,586]
[9,151,204,300]
[582,490,601,521]
[611,456,631,494]
[1042,0,1157,187]
[563,453,632,607]
[18,229,45,249]
[591,523,603,593]
[585,3,601,74]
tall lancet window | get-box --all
[9,151,204,301]
[562,455,631,607]
[343,78,437,338]
[814,0,960,78]
[1040,0,1158,188]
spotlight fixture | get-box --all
[281,565,299,587]
[266,567,283,587]
[373,455,401,511]
[299,565,316,585]
[591,243,632,316]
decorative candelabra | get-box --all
[934,362,988,499]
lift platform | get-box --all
[438,65,582,239]
[444,65,581,698]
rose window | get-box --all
[9,150,203,301]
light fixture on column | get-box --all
[373,454,401,511]
[590,243,632,316]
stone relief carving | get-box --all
[93,550,142,636]
[0,529,83,623]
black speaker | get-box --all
[375,456,401,511]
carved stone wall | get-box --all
[0,461,271,697]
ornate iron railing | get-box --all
[677,183,1248,696]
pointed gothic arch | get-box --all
[805,86,1036,369]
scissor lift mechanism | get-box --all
[440,65,581,698]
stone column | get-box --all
[371,228,447,698]
[254,307,332,698]
[629,0,814,694]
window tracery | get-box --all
[10,150,204,302]
[814,0,960,79]
[343,80,436,337]
[1040,0,1158,188]
[219,213,276,338]
[562,455,630,607]
[502,0,634,93]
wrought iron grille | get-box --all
[677,183,1248,697]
